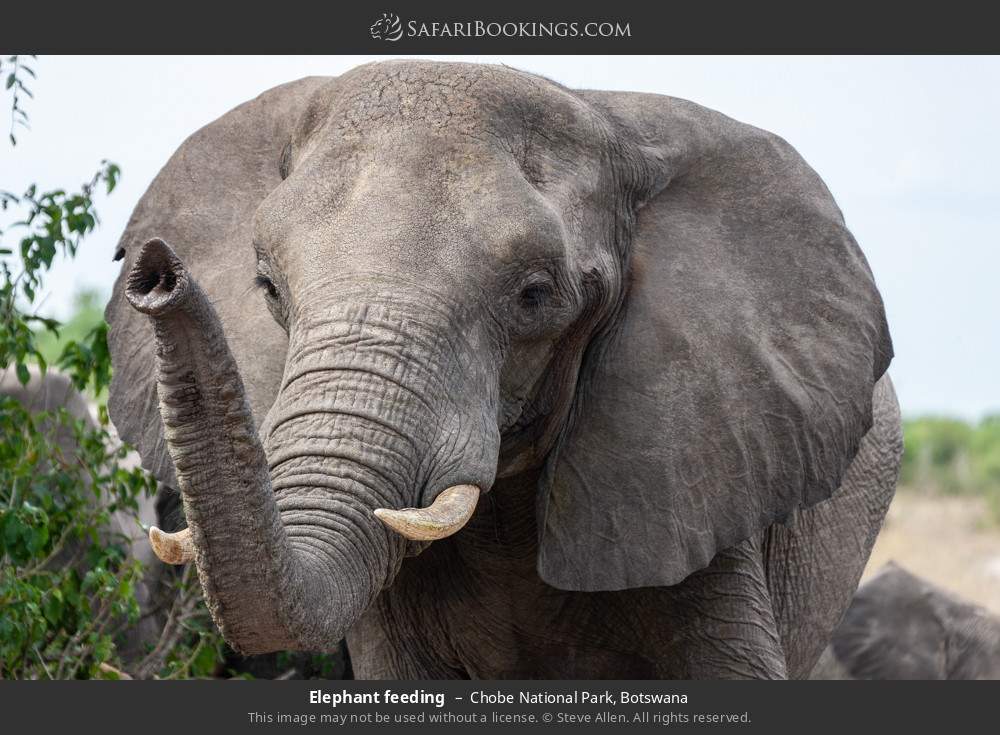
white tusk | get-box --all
[374,484,481,541]
[149,526,196,565]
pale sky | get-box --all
[2,56,998,419]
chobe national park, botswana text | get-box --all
[307,689,688,708]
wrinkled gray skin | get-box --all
[106,61,900,679]
[0,367,165,662]
[813,564,1000,680]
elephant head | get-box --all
[106,61,892,653]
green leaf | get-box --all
[42,591,64,626]
[15,362,30,385]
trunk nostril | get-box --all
[132,268,176,296]
[125,238,188,315]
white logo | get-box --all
[370,12,403,41]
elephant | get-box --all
[104,60,901,679]
[812,563,1000,679]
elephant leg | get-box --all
[763,374,902,679]
[646,535,787,679]
[346,602,469,680]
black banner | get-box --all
[0,0,998,53]
[0,680,997,733]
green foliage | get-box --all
[34,289,112,402]
[901,415,1000,523]
[4,55,35,146]
[34,289,105,363]
[127,564,233,680]
[0,398,155,678]
[0,161,120,396]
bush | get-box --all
[900,415,1000,523]
[0,397,154,678]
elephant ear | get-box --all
[105,77,328,488]
[537,91,893,591]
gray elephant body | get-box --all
[814,564,1000,680]
[349,374,899,679]
[105,61,900,678]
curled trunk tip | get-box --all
[125,237,190,315]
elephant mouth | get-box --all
[496,378,569,475]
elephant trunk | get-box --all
[125,239,484,653]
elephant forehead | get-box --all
[268,156,568,288]
[300,60,605,152]
[257,130,584,276]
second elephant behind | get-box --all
[813,563,1000,680]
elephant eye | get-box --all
[518,281,552,311]
[255,274,279,299]
[509,271,574,340]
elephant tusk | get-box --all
[149,526,196,565]
[374,484,481,541]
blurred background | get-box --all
[2,56,998,676]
